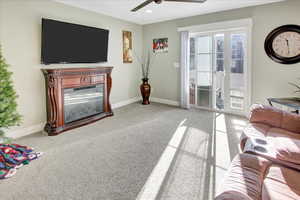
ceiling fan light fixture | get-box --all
[131,0,207,12]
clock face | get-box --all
[265,25,300,64]
[272,31,300,58]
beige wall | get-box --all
[0,0,143,135]
[143,0,300,106]
[0,0,2,42]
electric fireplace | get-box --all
[42,67,113,136]
[64,84,104,123]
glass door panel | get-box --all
[197,36,211,53]
[230,33,246,111]
[197,71,212,107]
[196,35,213,108]
[189,38,196,105]
[197,55,211,71]
[214,34,225,110]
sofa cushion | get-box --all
[245,123,271,137]
[281,112,300,134]
[271,135,300,165]
[216,153,271,200]
[262,166,300,200]
[240,123,271,151]
[264,128,300,167]
[266,128,300,140]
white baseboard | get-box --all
[4,97,140,139]
[5,97,178,139]
[112,97,140,109]
[151,97,180,107]
[5,122,45,139]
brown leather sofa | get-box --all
[215,104,300,200]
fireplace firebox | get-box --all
[42,67,113,136]
[64,84,104,123]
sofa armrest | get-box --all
[215,153,272,200]
[249,104,282,128]
[240,123,270,151]
[215,191,254,200]
[249,104,300,134]
[281,111,300,134]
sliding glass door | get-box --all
[229,33,246,111]
[190,36,213,108]
[189,30,249,114]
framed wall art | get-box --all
[153,38,168,53]
[123,31,133,63]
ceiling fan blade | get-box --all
[131,0,154,12]
[164,0,206,3]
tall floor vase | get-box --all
[140,78,151,105]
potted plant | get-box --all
[0,46,21,143]
[289,79,300,100]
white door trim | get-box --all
[178,18,253,33]
[187,18,253,115]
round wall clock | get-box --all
[265,24,300,64]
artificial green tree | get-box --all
[0,45,21,143]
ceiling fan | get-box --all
[131,0,207,12]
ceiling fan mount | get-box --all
[131,0,207,12]
[154,0,163,4]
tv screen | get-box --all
[41,18,109,64]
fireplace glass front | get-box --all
[64,84,104,123]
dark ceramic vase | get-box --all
[140,78,151,105]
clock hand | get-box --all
[286,39,290,54]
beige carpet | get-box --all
[0,102,247,200]
[156,112,246,200]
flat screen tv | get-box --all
[41,18,109,64]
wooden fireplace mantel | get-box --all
[42,67,113,136]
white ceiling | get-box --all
[54,0,284,25]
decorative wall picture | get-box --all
[153,38,168,53]
[123,31,133,63]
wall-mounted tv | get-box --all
[41,18,109,64]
